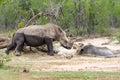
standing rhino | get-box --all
[6,23,73,56]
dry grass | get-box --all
[0,69,120,80]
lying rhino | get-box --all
[6,23,73,56]
[76,44,120,58]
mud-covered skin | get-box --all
[80,45,113,56]
[5,23,73,56]
[77,44,120,58]
[75,43,84,54]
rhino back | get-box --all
[15,23,60,46]
[95,48,113,56]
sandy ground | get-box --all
[8,37,120,72]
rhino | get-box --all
[76,44,120,58]
[5,23,73,56]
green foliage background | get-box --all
[0,0,120,36]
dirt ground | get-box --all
[6,37,120,72]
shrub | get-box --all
[114,31,120,42]
[69,28,87,36]
[94,25,111,36]
[0,50,11,68]
[0,60,4,68]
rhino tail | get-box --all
[5,34,16,54]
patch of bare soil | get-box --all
[8,37,120,72]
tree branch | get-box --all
[25,12,56,27]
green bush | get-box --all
[0,50,11,68]
[18,21,26,28]
[69,28,87,36]
[94,25,111,36]
[114,31,120,42]
[0,61,4,68]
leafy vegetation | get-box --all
[113,29,120,42]
[0,49,11,68]
[0,0,120,36]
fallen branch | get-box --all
[0,42,8,49]
[0,36,9,49]
[0,37,7,42]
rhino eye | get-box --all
[64,40,67,43]
[81,49,84,52]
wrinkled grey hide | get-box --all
[77,44,120,58]
[6,23,73,56]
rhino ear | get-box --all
[58,28,63,33]
[55,27,63,35]
[79,43,84,47]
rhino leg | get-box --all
[5,42,16,55]
[14,34,24,56]
[45,38,54,56]
[15,42,24,56]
